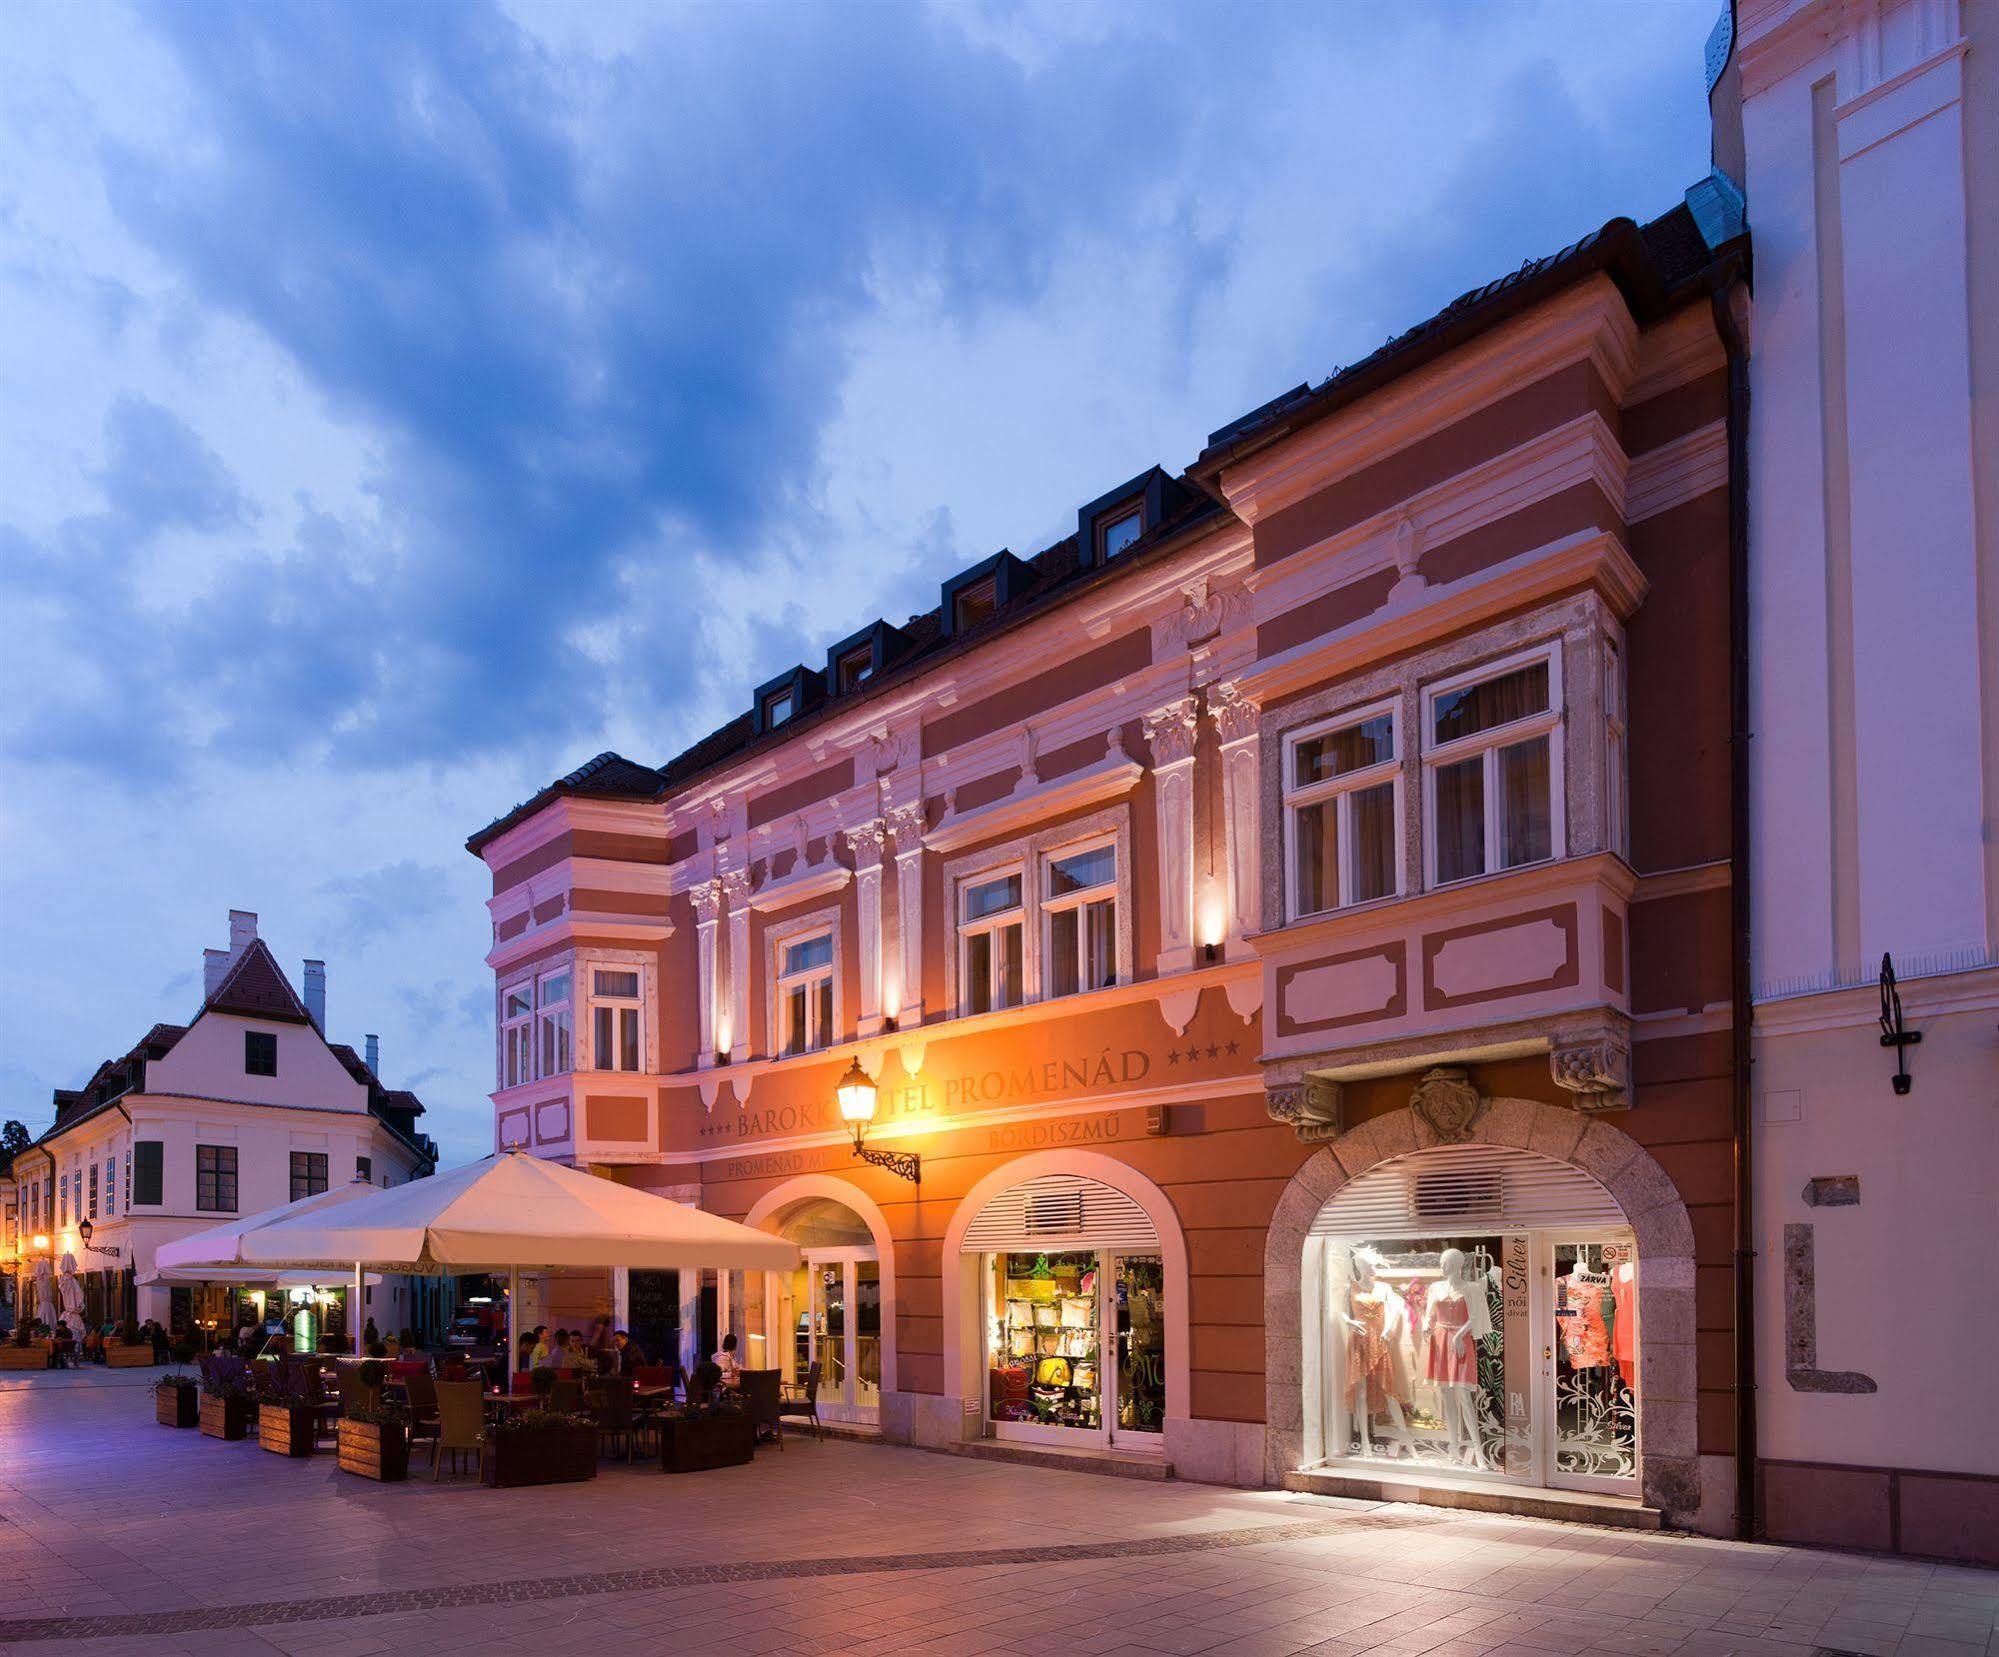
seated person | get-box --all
[610,1329,645,1373]
[715,1332,742,1388]
[689,1356,722,1403]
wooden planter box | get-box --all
[0,1344,49,1372]
[658,1412,756,1473]
[156,1384,199,1427]
[107,1344,155,1369]
[485,1423,599,1488]
[199,1392,252,1441]
[258,1402,317,1457]
[337,1419,409,1482]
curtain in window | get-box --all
[1084,899,1115,989]
[1349,783,1397,902]
[1498,736,1552,867]
[1433,662,1548,744]
[1434,756,1485,883]
[1295,799,1337,914]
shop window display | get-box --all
[1116,1255,1165,1434]
[1553,1240,1637,1480]
[989,1252,1100,1431]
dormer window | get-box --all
[1099,506,1142,560]
[765,689,794,727]
[954,575,998,633]
[837,645,874,693]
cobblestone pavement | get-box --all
[2,1369,1993,1656]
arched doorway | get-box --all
[942,1152,1189,1456]
[1264,1091,1701,1524]
[744,1177,898,1426]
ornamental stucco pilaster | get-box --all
[1210,681,1262,957]
[887,801,926,1024]
[1143,695,1201,973]
[689,878,725,1066]
[720,867,753,1063]
[848,818,890,1033]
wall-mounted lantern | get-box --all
[836,1056,919,1183]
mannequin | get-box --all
[1340,1250,1411,1456]
[1424,1247,1492,1470]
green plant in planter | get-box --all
[157,1372,199,1394]
[118,1319,142,1347]
[343,1398,410,1428]
[489,1408,591,1435]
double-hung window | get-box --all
[776,933,834,1056]
[197,1145,238,1213]
[1043,842,1118,996]
[537,970,573,1078]
[244,1030,278,1077]
[104,1155,115,1217]
[87,1163,98,1219]
[960,870,1025,1015]
[290,1151,328,1202]
[592,969,643,1072]
[58,1173,68,1228]
[501,983,533,1088]
[1285,703,1401,918]
[1423,648,1562,885]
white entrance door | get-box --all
[1538,1232,1640,1495]
[771,1245,879,1424]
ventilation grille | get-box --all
[962,1174,1159,1253]
[1309,1144,1627,1237]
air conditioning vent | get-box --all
[1024,1190,1084,1236]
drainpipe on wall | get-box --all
[1711,271,1757,1543]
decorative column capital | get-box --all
[1550,1040,1630,1112]
[1142,695,1201,768]
[688,878,726,923]
[1209,681,1261,746]
[886,801,927,850]
[847,817,889,870]
[720,868,754,907]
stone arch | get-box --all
[940,1150,1191,1425]
[744,1173,898,1399]
[1262,1096,1701,1524]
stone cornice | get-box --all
[747,859,853,914]
[487,856,674,918]
[478,795,669,873]
[1232,529,1647,708]
[485,917,672,973]
[1218,281,1640,527]
[923,752,1145,855]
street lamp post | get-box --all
[75,1219,122,1260]
[836,1056,920,1184]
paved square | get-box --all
[2,1370,1993,1656]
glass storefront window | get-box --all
[989,1251,1101,1432]
[1553,1239,1637,1480]
[1115,1255,1165,1434]
[1313,1235,1510,1473]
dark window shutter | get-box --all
[133,1140,163,1206]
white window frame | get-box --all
[1281,697,1404,922]
[537,965,574,1079]
[775,927,837,1056]
[1040,835,1120,998]
[1421,643,1565,888]
[500,979,535,1089]
[761,904,844,1060]
[1100,505,1143,560]
[588,965,645,1074]
[765,689,795,727]
[958,863,1028,1017]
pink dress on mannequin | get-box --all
[1423,1289,1478,1385]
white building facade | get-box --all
[10,911,438,1343]
[1735,0,1999,1564]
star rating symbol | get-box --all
[1206,1044,1220,1060]
[1166,1048,1182,1066]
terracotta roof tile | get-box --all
[205,939,313,1025]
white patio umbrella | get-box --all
[28,1256,53,1326]
[57,1252,86,1342]
[237,1148,800,1374]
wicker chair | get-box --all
[431,1380,486,1479]
[777,1370,823,1441]
[403,1370,441,1443]
[738,1369,784,1448]
[589,1375,649,1462]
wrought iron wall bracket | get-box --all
[852,1142,921,1184]
[1877,952,1922,1096]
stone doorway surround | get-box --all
[1262,1092,1702,1525]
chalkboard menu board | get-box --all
[629,1270,679,1365]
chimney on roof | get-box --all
[364,1034,380,1077]
[203,948,231,999]
[229,910,258,954]
[302,960,326,1029]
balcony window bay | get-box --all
[502,984,533,1088]
[592,968,643,1073]
[1424,652,1561,885]
[1285,706,1401,919]
[537,969,573,1077]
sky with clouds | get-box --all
[0,0,1717,1164]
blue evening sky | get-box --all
[0,1,1716,1163]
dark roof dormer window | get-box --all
[953,575,997,632]
[824,618,908,697]
[1099,505,1143,560]
[1077,466,1188,570]
[752,664,822,736]
[940,550,1027,639]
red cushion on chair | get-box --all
[511,1370,539,1396]
[634,1365,672,1388]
